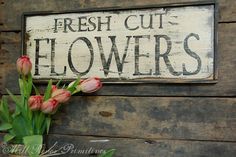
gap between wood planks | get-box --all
[1,132,236,143]
[1,94,236,98]
[218,21,236,24]
[46,133,236,143]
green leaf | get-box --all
[99,149,116,157]
[0,113,4,122]
[0,97,11,123]
[6,89,26,117]
[45,117,51,134]
[23,135,43,157]
[12,107,21,118]
[27,73,33,96]
[12,115,30,137]
[32,83,40,95]
[67,76,80,93]
[3,133,15,142]
[37,112,45,134]
[62,84,66,89]
[0,123,12,131]
[6,89,22,109]
[19,78,25,96]
[56,78,63,87]
[44,79,52,101]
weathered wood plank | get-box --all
[0,0,235,31]
[0,33,20,94]
[2,96,235,141]
[48,97,236,141]
[219,0,236,22]
[1,133,236,157]
[45,135,236,157]
[1,23,236,96]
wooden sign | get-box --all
[22,2,217,83]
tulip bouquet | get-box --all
[0,56,110,157]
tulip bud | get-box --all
[51,89,71,103]
[51,85,58,93]
[68,81,76,88]
[68,80,80,94]
[16,55,32,76]
[28,95,43,111]
[41,98,59,114]
[78,77,102,93]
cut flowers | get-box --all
[0,56,115,157]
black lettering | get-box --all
[78,16,88,32]
[95,36,131,76]
[50,38,66,76]
[124,15,139,30]
[155,13,165,29]
[34,38,50,76]
[97,16,111,31]
[154,35,181,76]
[88,17,97,31]
[68,37,94,76]
[63,18,76,33]
[133,35,152,76]
[183,33,202,75]
[54,18,59,33]
[140,14,153,29]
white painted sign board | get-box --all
[23,3,216,83]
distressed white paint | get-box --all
[25,5,215,81]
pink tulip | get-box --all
[28,95,43,111]
[51,89,71,103]
[51,85,58,93]
[16,55,32,75]
[79,77,102,93]
[41,98,59,114]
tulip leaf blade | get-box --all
[37,112,45,134]
[12,115,28,137]
[0,97,11,123]
[56,77,64,87]
[3,133,15,142]
[18,78,25,97]
[32,83,40,95]
[6,89,23,111]
[67,76,80,93]
[45,117,51,134]
[0,123,12,131]
[27,73,33,96]
[44,79,52,101]
[28,73,33,87]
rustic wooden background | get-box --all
[0,0,236,157]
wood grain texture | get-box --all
[2,96,235,142]
[46,135,236,157]
[0,23,236,96]
[219,0,236,22]
[0,0,236,157]
[0,0,234,31]
[48,96,236,141]
[1,133,236,157]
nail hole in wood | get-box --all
[145,140,156,144]
[99,111,113,117]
